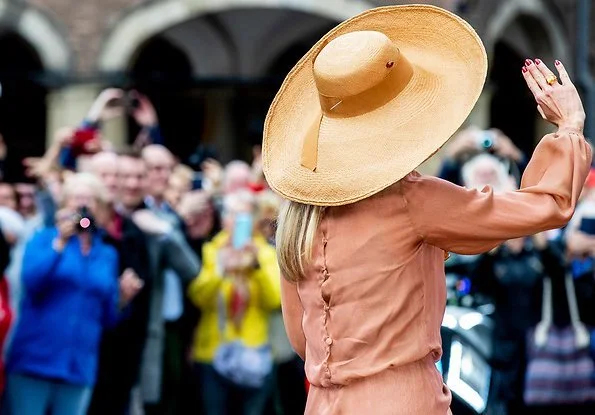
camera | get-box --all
[126,92,141,110]
[75,206,95,233]
[475,130,498,150]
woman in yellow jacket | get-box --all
[188,190,280,415]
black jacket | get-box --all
[88,214,151,415]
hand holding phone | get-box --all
[579,217,595,236]
[232,213,253,249]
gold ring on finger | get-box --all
[546,75,557,86]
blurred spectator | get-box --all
[0,207,24,398]
[165,163,194,209]
[257,191,308,415]
[142,145,176,209]
[0,184,16,211]
[223,161,252,194]
[87,151,152,415]
[130,91,164,148]
[188,190,280,415]
[562,168,595,330]
[439,127,525,186]
[4,173,142,415]
[473,232,564,415]
[177,190,220,259]
[462,155,579,414]
[87,151,119,202]
[256,191,280,246]
[116,150,147,214]
[14,183,37,220]
[131,144,200,415]
[176,189,221,413]
[0,135,6,181]
[461,153,517,193]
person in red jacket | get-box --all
[0,219,14,394]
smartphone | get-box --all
[232,213,253,249]
[192,172,203,190]
[126,92,141,110]
[71,128,98,156]
[580,217,595,235]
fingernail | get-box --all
[525,59,532,66]
[522,66,528,73]
[535,58,541,65]
[555,60,561,66]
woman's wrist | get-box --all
[559,120,584,134]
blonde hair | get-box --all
[276,200,324,282]
[172,164,194,183]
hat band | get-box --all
[318,54,414,118]
[301,54,414,171]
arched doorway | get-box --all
[489,14,558,156]
[230,25,336,161]
[120,7,339,164]
[127,36,198,159]
[0,32,47,183]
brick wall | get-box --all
[29,0,146,73]
[22,0,595,76]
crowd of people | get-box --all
[439,127,595,415]
[0,88,307,415]
[0,85,592,415]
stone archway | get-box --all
[484,0,568,65]
[98,0,375,73]
[484,0,569,153]
[0,0,72,72]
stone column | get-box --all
[204,88,235,163]
[46,83,126,149]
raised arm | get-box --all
[402,59,591,254]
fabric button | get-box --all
[325,337,333,346]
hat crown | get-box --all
[313,31,400,98]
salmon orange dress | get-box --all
[280,129,592,414]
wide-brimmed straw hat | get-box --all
[262,5,487,206]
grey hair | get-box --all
[222,189,256,215]
[61,172,110,206]
[461,153,512,194]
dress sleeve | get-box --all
[401,130,592,254]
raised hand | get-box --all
[522,59,585,132]
[119,268,144,306]
[87,88,126,123]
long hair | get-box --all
[276,200,324,282]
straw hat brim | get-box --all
[263,5,488,206]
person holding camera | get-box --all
[438,126,526,186]
[3,173,142,415]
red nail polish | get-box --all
[555,60,561,66]
[525,59,533,66]
[522,66,528,73]
[535,58,541,65]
